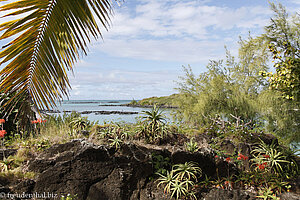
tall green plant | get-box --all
[141,105,166,126]
[139,105,167,143]
[176,47,266,126]
[258,3,300,143]
[262,3,300,102]
[0,0,118,125]
[175,3,299,143]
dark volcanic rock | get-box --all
[80,110,139,115]
[9,139,299,200]
[172,150,216,177]
[93,110,138,115]
[13,179,35,194]
[280,192,300,200]
[41,109,61,114]
[28,140,154,200]
[124,104,178,109]
[43,110,139,115]
[201,188,256,200]
[24,139,218,200]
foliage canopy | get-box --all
[176,3,299,143]
[0,0,117,123]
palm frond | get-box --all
[0,0,117,120]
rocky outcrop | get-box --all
[27,140,150,199]
[124,104,178,109]
[19,139,216,200]
[2,139,299,200]
[42,110,139,115]
[82,110,138,115]
[201,188,256,200]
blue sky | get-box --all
[1,0,300,100]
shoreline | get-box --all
[42,110,139,115]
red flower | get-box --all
[215,155,219,158]
[31,118,46,124]
[258,164,265,170]
[263,162,268,166]
[263,154,270,159]
[237,157,242,160]
[225,157,231,162]
[0,130,7,138]
[238,153,249,160]
[0,119,5,124]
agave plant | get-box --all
[184,138,199,153]
[256,186,280,200]
[156,162,202,199]
[141,105,166,127]
[172,161,202,182]
[140,105,167,142]
[0,0,118,124]
[108,136,123,150]
[69,116,87,135]
[169,180,189,200]
[156,170,176,194]
[251,139,290,175]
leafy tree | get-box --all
[258,3,300,143]
[258,90,299,143]
[176,3,299,143]
[0,0,117,125]
[176,37,269,126]
[261,3,300,102]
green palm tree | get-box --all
[0,0,117,123]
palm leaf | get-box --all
[0,0,117,121]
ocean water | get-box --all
[51,100,160,124]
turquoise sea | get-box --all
[51,100,170,124]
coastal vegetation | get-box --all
[0,1,299,200]
[128,94,180,108]
[138,3,300,145]
[0,108,299,199]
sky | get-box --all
[1,0,300,100]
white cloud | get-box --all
[69,78,177,100]
[68,67,179,99]
[97,38,224,63]
[106,1,272,40]
[94,0,276,65]
[2,0,300,100]
[70,69,179,85]
[290,0,300,5]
